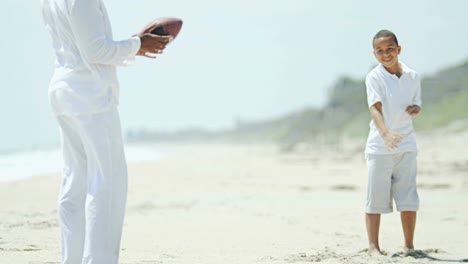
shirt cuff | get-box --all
[368,98,381,108]
[122,36,141,66]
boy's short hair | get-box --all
[373,29,399,47]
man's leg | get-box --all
[56,116,88,264]
[366,213,382,255]
[79,108,128,264]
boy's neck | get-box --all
[383,62,403,78]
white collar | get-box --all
[378,62,410,79]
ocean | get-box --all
[0,143,165,182]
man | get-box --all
[40,0,171,263]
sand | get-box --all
[0,128,467,264]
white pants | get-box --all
[365,152,419,214]
[55,107,128,264]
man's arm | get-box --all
[370,102,402,150]
[69,0,169,65]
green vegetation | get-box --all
[414,89,468,130]
[127,60,468,149]
[225,60,468,149]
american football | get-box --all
[140,17,183,42]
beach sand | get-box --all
[0,128,467,264]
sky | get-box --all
[1,0,468,152]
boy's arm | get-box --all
[370,102,402,150]
[406,105,421,116]
[366,75,402,150]
[406,74,422,117]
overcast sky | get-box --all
[1,0,468,151]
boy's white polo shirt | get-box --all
[365,62,422,155]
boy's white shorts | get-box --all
[365,152,419,214]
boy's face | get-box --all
[373,36,401,69]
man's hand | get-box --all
[382,131,403,151]
[406,105,421,117]
[136,33,172,59]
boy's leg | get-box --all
[392,152,419,251]
[366,213,381,255]
[365,154,393,255]
[56,116,88,264]
[401,211,416,251]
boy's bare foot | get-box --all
[368,245,383,256]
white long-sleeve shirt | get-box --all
[41,0,141,115]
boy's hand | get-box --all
[406,105,421,117]
[382,131,403,150]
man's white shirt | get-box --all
[41,0,141,115]
[365,62,422,155]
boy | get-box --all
[364,29,422,256]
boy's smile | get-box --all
[373,36,401,75]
